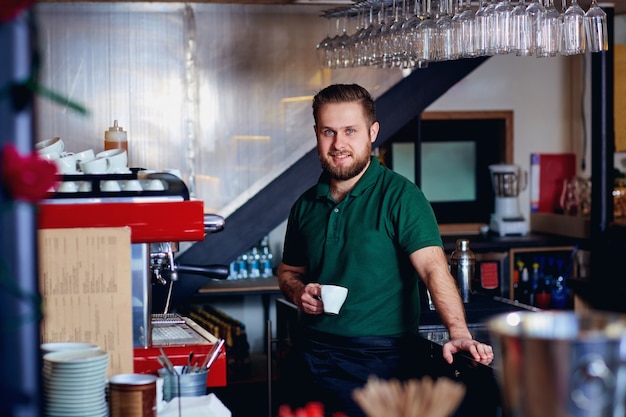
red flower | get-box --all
[1,144,57,203]
[0,0,35,23]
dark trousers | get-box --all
[283,329,424,417]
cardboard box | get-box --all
[530,153,577,213]
[38,227,134,377]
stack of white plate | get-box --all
[42,349,109,417]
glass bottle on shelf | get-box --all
[259,235,274,278]
[559,177,579,215]
[237,253,249,279]
[513,260,525,301]
[530,261,542,305]
[229,259,240,280]
[248,247,261,278]
[517,267,532,305]
[578,177,591,217]
[551,275,568,309]
[535,278,552,309]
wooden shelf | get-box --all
[195,277,281,354]
[198,276,279,296]
[530,213,590,239]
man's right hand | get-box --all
[277,262,324,314]
[300,283,323,315]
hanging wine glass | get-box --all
[484,0,499,55]
[510,0,533,56]
[415,0,438,63]
[324,17,343,69]
[584,0,608,52]
[456,0,478,58]
[369,5,389,67]
[357,6,378,67]
[316,18,334,69]
[333,15,352,68]
[535,0,562,58]
[474,0,491,56]
[393,0,414,67]
[380,0,399,68]
[561,0,586,55]
[390,0,410,67]
[345,10,364,67]
[451,0,464,57]
[402,0,423,68]
[493,0,514,54]
[525,0,546,56]
[436,0,458,61]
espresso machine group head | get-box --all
[149,213,228,315]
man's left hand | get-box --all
[442,338,494,365]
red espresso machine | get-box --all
[38,170,228,386]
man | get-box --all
[277,84,493,417]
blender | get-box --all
[488,164,529,236]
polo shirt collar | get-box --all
[316,156,380,200]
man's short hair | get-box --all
[312,84,376,127]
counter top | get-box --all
[441,232,583,253]
[417,292,537,370]
[413,293,532,417]
[419,292,537,329]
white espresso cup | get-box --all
[54,153,80,174]
[101,180,121,192]
[39,151,61,161]
[96,149,127,172]
[79,157,109,174]
[56,181,78,193]
[321,285,349,315]
[123,179,143,191]
[74,149,95,165]
[35,137,65,155]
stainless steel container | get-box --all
[450,239,474,303]
[487,310,626,417]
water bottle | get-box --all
[450,239,475,303]
[248,247,261,278]
[517,267,532,305]
[229,259,239,280]
[237,254,248,279]
[260,236,274,278]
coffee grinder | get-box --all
[488,164,529,236]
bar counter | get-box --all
[416,293,537,417]
[440,231,582,253]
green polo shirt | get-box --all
[282,156,443,337]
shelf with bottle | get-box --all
[228,235,275,280]
[509,246,576,310]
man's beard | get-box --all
[320,146,371,181]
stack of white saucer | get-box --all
[42,348,109,417]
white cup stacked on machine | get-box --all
[37,137,176,193]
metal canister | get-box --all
[450,239,475,303]
[488,311,626,417]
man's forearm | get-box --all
[428,273,472,340]
[277,263,306,307]
[412,247,473,340]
